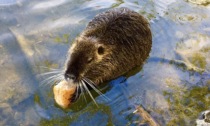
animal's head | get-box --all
[64,36,114,85]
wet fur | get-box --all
[65,7,152,85]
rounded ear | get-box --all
[97,45,105,55]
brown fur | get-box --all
[64,7,152,85]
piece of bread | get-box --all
[53,80,76,109]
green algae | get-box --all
[111,0,124,8]
[175,33,210,72]
[201,47,210,53]
[186,0,210,6]
[39,103,114,126]
[54,34,70,44]
[190,53,207,69]
[163,82,210,125]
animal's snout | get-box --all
[64,73,76,81]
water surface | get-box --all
[0,0,210,125]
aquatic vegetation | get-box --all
[39,104,113,126]
[111,0,124,8]
[163,82,210,125]
[190,53,207,70]
[186,0,210,6]
[176,33,210,72]
[54,34,70,44]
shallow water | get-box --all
[0,0,210,125]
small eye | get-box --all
[87,57,93,63]
[98,46,104,55]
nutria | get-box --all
[64,7,152,100]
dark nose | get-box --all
[64,73,76,81]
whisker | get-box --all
[75,85,79,101]
[44,76,62,87]
[40,75,58,85]
[83,78,101,93]
[79,82,87,103]
[37,70,63,77]
[83,78,104,94]
[39,66,61,71]
[83,77,97,86]
[81,80,98,107]
[40,74,62,86]
[83,78,110,101]
[56,73,64,80]
[45,75,63,86]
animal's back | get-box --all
[83,7,152,48]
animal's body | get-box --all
[64,7,152,86]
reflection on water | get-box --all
[0,0,210,125]
[176,33,210,72]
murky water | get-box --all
[0,0,210,125]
